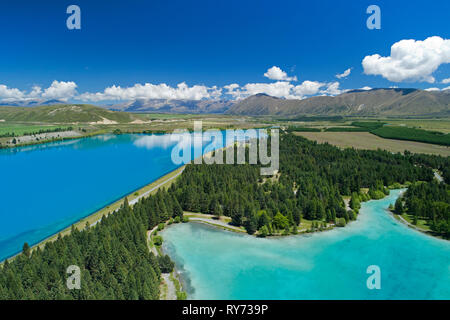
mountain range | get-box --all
[109,98,235,114]
[0,99,67,107]
[2,88,449,118]
[107,88,450,117]
[226,88,450,117]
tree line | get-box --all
[0,189,183,299]
[400,181,449,238]
[170,133,439,236]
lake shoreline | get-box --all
[161,189,450,300]
[180,188,406,239]
[161,189,403,300]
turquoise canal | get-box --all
[162,190,450,299]
[0,133,225,261]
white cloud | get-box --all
[443,86,450,91]
[29,86,42,98]
[0,66,351,103]
[293,81,326,96]
[442,78,450,84]
[359,86,372,90]
[224,80,343,100]
[224,81,296,99]
[224,83,243,99]
[424,87,441,91]
[41,80,77,101]
[79,82,217,102]
[263,66,297,81]
[320,82,343,95]
[0,85,26,101]
[243,81,295,98]
[362,36,450,83]
[0,81,77,102]
[336,68,352,79]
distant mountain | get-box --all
[0,104,135,123]
[226,89,450,117]
[0,99,67,107]
[3,88,449,119]
[109,98,235,114]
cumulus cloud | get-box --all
[243,81,295,98]
[359,86,372,90]
[320,82,343,95]
[0,85,26,101]
[442,78,450,84]
[223,80,342,100]
[0,81,77,102]
[264,66,297,81]
[224,81,300,99]
[362,36,450,83]
[336,68,352,79]
[0,66,351,103]
[425,86,450,91]
[78,82,217,102]
[41,80,77,101]
[293,81,326,96]
[224,83,244,99]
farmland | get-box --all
[370,126,450,146]
[294,131,450,157]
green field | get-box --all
[294,131,450,157]
[324,127,369,132]
[371,126,450,146]
[384,119,450,134]
[0,123,72,137]
[351,121,385,130]
[287,126,321,132]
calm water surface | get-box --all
[0,133,217,260]
[162,190,450,300]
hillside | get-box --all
[0,104,135,123]
[226,89,450,118]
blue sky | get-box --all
[0,0,449,103]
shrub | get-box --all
[157,255,175,273]
[258,225,269,237]
[153,235,163,246]
[336,218,347,227]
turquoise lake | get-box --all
[162,190,450,300]
[0,133,205,261]
[0,131,255,261]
